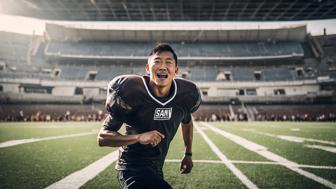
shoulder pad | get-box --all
[106,75,146,114]
[107,74,143,93]
[175,78,202,113]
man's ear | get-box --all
[175,66,179,75]
[146,64,150,74]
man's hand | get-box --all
[180,155,193,174]
[137,130,165,147]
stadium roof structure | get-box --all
[0,0,336,21]
[45,23,307,42]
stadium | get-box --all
[0,0,335,189]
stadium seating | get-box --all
[189,65,218,81]
[1,30,335,109]
[45,41,304,60]
[231,67,255,81]
[263,67,294,81]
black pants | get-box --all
[117,168,172,189]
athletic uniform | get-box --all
[103,75,201,189]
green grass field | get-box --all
[0,121,335,189]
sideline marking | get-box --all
[195,123,259,189]
[0,132,95,148]
[203,122,336,189]
[45,150,119,189]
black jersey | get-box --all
[103,75,201,175]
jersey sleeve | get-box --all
[102,114,123,131]
[104,76,133,130]
[181,114,192,124]
[182,85,202,124]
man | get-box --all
[97,43,201,189]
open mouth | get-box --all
[157,73,168,79]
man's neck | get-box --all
[149,81,172,97]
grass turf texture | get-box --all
[302,168,336,184]
[82,162,248,189]
[0,122,335,189]
[236,164,329,189]
[212,122,336,142]
[80,163,119,189]
[0,133,114,189]
[211,122,336,166]
[166,128,219,160]
[202,128,268,161]
[164,163,246,189]
[0,122,101,142]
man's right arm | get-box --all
[97,127,137,147]
[97,127,165,147]
[97,116,165,147]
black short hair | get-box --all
[148,43,178,65]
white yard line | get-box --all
[202,122,336,189]
[298,164,336,170]
[248,130,336,153]
[277,135,305,143]
[250,130,336,145]
[0,132,95,148]
[232,161,336,170]
[166,159,277,165]
[230,160,285,165]
[302,138,336,145]
[195,123,259,189]
[165,159,336,169]
[278,135,336,145]
[166,159,223,163]
[45,150,119,189]
[305,145,336,153]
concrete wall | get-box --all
[52,86,75,96]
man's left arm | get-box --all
[180,118,193,174]
[180,83,201,174]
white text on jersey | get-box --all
[153,108,172,120]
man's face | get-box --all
[146,51,178,88]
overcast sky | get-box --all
[0,14,335,36]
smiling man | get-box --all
[97,43,201,189]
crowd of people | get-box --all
[194,112,336,122]
[2,110,336,122]
[2,110,106,122]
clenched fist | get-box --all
[180,155,193,174]
[137,130,165,147]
